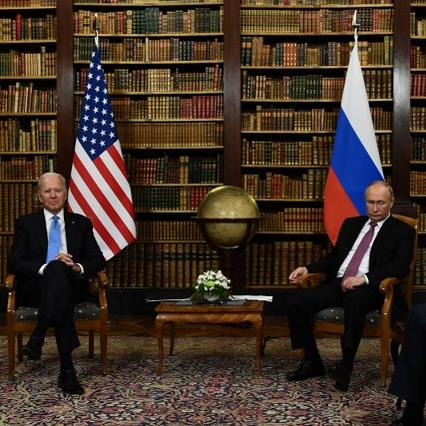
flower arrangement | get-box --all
[191,270,231,303]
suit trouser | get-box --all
[36,260,81,353]
[389,303,426,404]
[286,281,383,367]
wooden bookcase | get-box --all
[410,0,426,291]
[239,0,395,288]
[0,0,425,299]
[0,0,58,280]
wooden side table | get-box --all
[155,301,264,375]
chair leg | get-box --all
[88,330,95,358]
[7,332,16,381]
[169,323,175,356]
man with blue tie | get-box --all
[8,172,105,395]
[286,181,415,392]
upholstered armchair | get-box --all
[3,270,109,381]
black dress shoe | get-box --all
[328,364,351,392]
[22,340,42,360]
[286,358,325,382]
[58,370,84,395]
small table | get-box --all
[155,301,264,375]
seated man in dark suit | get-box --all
[8,172,105,395]
[389,303,426,426]
[286,181,415,391]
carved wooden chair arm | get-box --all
[88,270,109,293]
[4,273,15,290]
[379,276,404,319]
[295,272,327,289]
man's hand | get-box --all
[54,252,81,273]
[341,275,366,292]
[289,266,308,284]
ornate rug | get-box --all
[0,336,400,425]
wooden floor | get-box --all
[108,315,289,338]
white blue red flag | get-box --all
[68,35,136,260]
[324,40,384,245]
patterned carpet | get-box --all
[0,335,401,425]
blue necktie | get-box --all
[46,215,60,263]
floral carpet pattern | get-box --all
[0,336,401,425]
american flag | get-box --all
[68,36,136,260]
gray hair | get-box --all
[37,172,67,193]
[365,180,394,199]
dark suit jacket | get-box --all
[307,215,416,321]
[8,209,105,307]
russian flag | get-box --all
[324,40,384,245]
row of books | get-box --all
[243,169,327,199]
[76,0,223,4]
[124,154,223,184]
[241,106,392,132]
[410,14,426,38]
[0,119,57,152]
[411,74,426,97]
[242,70,392,100]
[0,0,55,5]
[106,242,220,288]
[136,220,203,241]
[0,155,55,180]
[410,171,426,196]
[415,248,426,288]
[241,38,393,67]
[132,185,213,211]
[114,122,223,148]
[0,48,56,77]
[245,240,327,287]
[0,235,13,286]
[411,46,426,70]
[0,83,56,114]
[411,107,426,130]
[0,183,39,232]
[75,65,223,92]
[412,137,426,162]
[74,37,224,62]
[258,208,325,233]
[73,8,223,35]
[0,15,56,42]
[75,94,223,120]
[241,9,393,33]
[241,134,392,166]
[241,1,391,5]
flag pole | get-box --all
[352,10,359,45]
[93,12,99,47]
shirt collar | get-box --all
[43,208,65,222]
[368,212,391,229]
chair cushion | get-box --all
[315,307,381,325]
[15,302,100,322]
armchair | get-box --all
[3,270,109,381]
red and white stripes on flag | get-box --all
[68,36,136,260]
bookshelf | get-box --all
[411,0,426,289]
[239,0,395,288]
[0,1,424,302]
[72,1,225,288]
[0,0,58,281]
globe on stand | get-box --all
[196,185,260,288]
[197,185,260,250]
